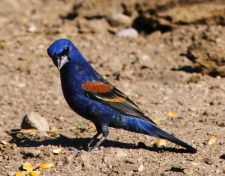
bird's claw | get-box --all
[89,147,103,153]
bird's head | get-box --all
[47,39,80,70]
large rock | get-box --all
[117,28,138,38]
[21,112,50,132]
[186,41,225,77]
[108,13,132,27]
[159,3,225,25]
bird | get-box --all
[47,38,197,153]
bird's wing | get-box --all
[82,81,156,124]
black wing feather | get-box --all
[83,84,156,124]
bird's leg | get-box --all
[90,125,109,152]
[88,131,101,149]
[87,125,102,151]
[90,136,106,151]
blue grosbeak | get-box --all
[47,39,196,153]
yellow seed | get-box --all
[29,171,40,176]
[20,129,38,133]
[168,111,178,117]
[52,148,63,154]
[39,162,54,169]
[23,162,33,172]
[156,139,167,147]
[208,135,217,145]
[15,172,25,176]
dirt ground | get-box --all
[0,0,225,175]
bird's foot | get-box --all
[89,146,104,153]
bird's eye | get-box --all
[63,46,69,55]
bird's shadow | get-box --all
[9,130,194,154]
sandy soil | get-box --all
[0,0,225,175]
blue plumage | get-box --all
[47,39,196,153]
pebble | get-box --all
[191,162,199,166]
[81,152,90,162]
[7,171,16,176]
[83,162,92,170]
[103,156,110,163]
[204,158,213,165]
[138,164,144,172]
[27,24,37,33]
[108,13,132,27]
[137,54,157,68]
[21,112,50,132]
[124,159,135,164]
[115,149,127,157]
[21,149,41,157]
[189,107,197,112]
[117,28,138,38]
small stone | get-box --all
[7,171,16,176]
[21,149,41,157]
[189,107,197,112]
[108,13,132,27]
[124,159,135,164]
[115,149,127,157]
[17,83,26,88]
[203,158,213,165]
[103,156,110,163]
[188,75,201,84]
[191,162,199,166]
[83,161,92,170]
[117,28,138,38]
[138,164,144,172]
[216,169,220,174]
[27,24,37,33]
[137,54,157,69]
[21,112,50,132]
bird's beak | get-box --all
[53,55,69,70]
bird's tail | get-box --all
[153,125,197,153]
[121,115,196,152]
